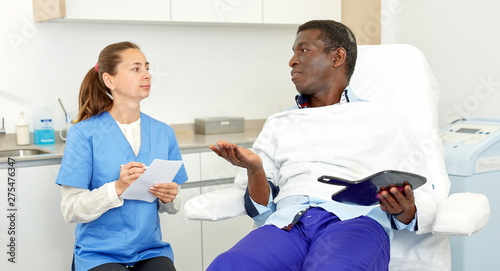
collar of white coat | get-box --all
[294,85,359,108]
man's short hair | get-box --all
[298,20,357,83]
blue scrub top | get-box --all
[56,111,188,271]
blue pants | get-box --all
[207,208,390,271]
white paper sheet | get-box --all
[119,159,184,203]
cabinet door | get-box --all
[0,165,75,271]
[263,0,342,25]
[161,187,203,271]
[200,183,255,270]
[65,0,171,21]
[182,153,201,183]
[33,0,65,22]
[200,151,241,181]
[171,0,262,23]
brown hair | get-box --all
[76,41,140,122]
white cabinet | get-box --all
[157,154,203,271]
[263,0,342,25]
[171,0,262,24]
[201,183,254,270]
[200,151,241,181]
[34,0,343,25]
[198,151,253,269]
[160,187,203,271]
[0,164,75,271]
[179,150,254,270]
[65,0,171,21]
[182,153,201,182]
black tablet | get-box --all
[317,170,427,206]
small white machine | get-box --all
[441,118,500,270]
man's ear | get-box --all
[332,47,347,68]
[102,73,115,91]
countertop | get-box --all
[0,119,265,167]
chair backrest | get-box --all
[350,44,451,270]
[351,44,450,200]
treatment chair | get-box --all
[184,44,490,270]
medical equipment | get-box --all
[441,118,500,271]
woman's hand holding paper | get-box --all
[150,182,179,204]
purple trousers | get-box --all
[207,208,390,271]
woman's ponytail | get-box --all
[76,67,113,122]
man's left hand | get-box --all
[378,181,416,224]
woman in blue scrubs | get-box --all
[56,41,188,271]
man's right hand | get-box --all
[210,140,270,205]
[209,140,263,172]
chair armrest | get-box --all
[184,187,246,221]
[432,192,490,236]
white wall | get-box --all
[381,0,500,129]
[0,1,298,133]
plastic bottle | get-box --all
[33,102,55,145]
[16,111,30,145]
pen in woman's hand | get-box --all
[120,164,148,169]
